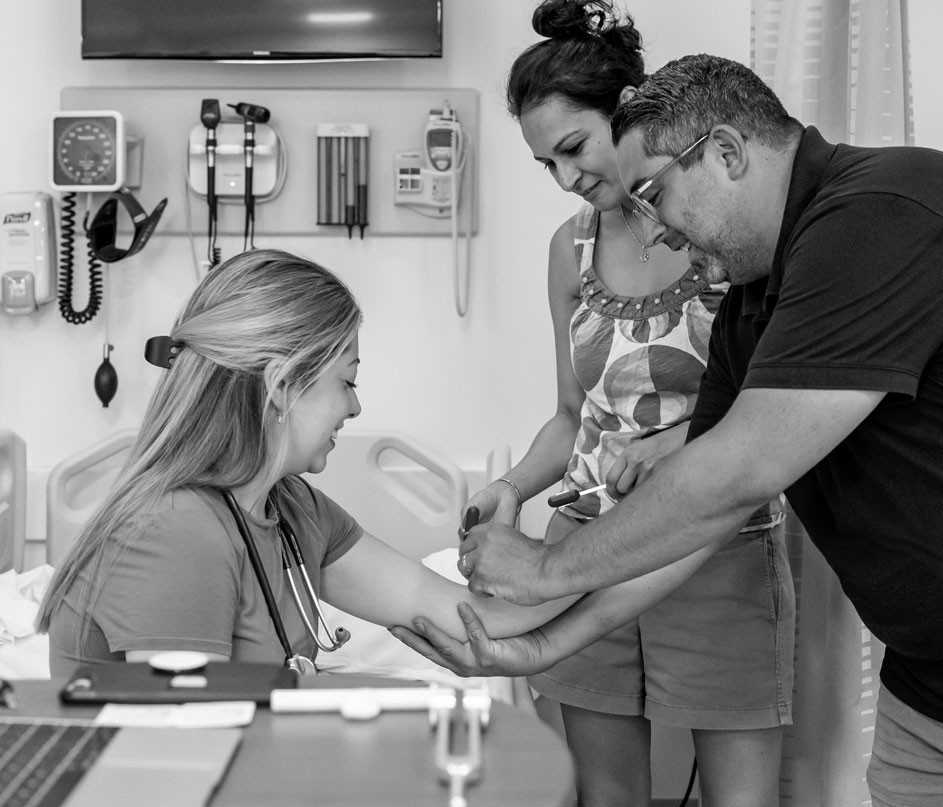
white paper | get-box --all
[94,701,256,728]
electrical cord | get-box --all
[204,112,220,268]
[400,132,473,316]
[242,117,256,252]
[206,173,220,265]
[184,126,288,265]
[182,173,205,284]
[452,134,474,317]
[677,758,697,807]
[57,192,103,324]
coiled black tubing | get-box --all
[58,192,103,325]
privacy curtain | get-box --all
[752,0,913,146]
[750,2,912,806]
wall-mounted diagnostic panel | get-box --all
[60,87,478,238]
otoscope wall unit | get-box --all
[186,122,281,200]
[60,87,478,238]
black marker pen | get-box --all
[459,506,480,540]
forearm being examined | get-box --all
[322,534,578,640]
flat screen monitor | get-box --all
[81,0,443,62]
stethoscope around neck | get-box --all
[221,487,350,674]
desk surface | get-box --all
[8,677,574,807]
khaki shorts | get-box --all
[868,687,943,806]
[529,510,795,730]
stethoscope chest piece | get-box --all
[287,654,319,675]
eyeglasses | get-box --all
[629,133,709,224]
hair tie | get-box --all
[144,335,185,369]
[588,9,607,35]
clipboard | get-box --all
[60,662,298,705]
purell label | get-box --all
[3,212,30,224]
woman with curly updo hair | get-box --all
[463,2,795,805]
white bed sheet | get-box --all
[0,565,55,679]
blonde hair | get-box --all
[36,249,362,633]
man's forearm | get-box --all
[468,387,880,606]
[538,432,765,598]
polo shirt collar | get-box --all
[752,126,838,319]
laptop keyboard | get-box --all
[0,719,120,807]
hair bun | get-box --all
[532,0,612,41]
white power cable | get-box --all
[452,134,474,317]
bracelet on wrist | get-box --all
[495,477,523,511]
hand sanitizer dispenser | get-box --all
[0,191,58,315]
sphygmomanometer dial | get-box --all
[52,112,124,192]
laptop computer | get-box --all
[0,716,242,807]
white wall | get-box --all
[6,2,943,803]
[0,5,746,801]
[5,0,943,509]
[0,0,749,481]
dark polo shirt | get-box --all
[688,127,943,721]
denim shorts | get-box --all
[868,687,943,806]
[529,509,795,730]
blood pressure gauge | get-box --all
[51,110,125,192]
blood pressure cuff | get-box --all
[87,188,168,263]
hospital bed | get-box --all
[1,428,520,699]
[0,428,26,574]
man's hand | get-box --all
[459,523,554,604]
[605,423,689,496]
[389,602,551,677]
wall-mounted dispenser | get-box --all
[0,192,58,315]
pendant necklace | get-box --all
[619,206,650,262]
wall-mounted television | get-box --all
[81,0,443,62]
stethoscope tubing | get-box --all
[221,485,349,668]
[268,494,350,653]
[222,488,296,661]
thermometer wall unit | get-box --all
[51,111,125,192]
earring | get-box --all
[276,412,284,424]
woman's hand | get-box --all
[390,602,551,678]
[460,481,521,539]
[605,423,690,496]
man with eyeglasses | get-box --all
[392,53,943,806]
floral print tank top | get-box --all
[563,204,726,519]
